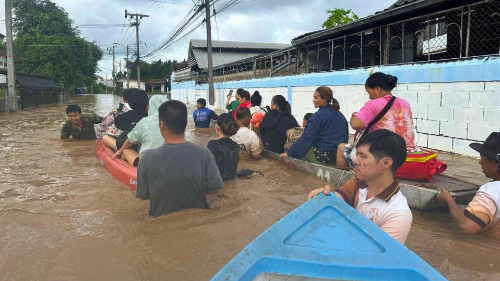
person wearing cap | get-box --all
[193,98,218,128]
[437,132,500,237]
[207,113,240,182]
[307,129,412,244]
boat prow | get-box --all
[211,194,446,281]
[263,150,478,210]
[95,139,137,190]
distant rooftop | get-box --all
[188,39,291,69]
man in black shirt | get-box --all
[61,105,103,140]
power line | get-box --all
[116,17,127,43]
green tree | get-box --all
[322,8,360,29]
[128,59,176,81]
[12,0,103,90]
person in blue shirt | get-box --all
[193,98,218,128]
[280,86,348,165]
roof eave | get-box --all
[292,0,455,45]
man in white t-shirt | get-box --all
[437,132,500,237]
[231,107,263,160]
[308,129,412,244]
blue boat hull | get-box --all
[211,194,446,281]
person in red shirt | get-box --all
[233,90,251,118]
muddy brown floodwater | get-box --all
[0,95,499,281]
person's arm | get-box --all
[285,118,319,159]
[437,189,482,235]
[113,139,134,159]
[61,124,71,140]
[307,177,358,204]
[380,210,413,244]
[206,150,224,194]
[307,185,345,201]
[135,154,150,200]
[225,95,232,110]
[193,111,197,123]
[350,116,365,131]
[93,114,104,124]
[210,110,219,121]
[250,132,263,160]
[352,101,376,131]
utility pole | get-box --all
[5,0,16,111]
[126,45,130,89]
[112,44,116,96]
[105,74,108,94]
[205,0,215,105]
[125,10,149,91]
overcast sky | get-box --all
[1,0,396,77]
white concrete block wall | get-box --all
[175,81,500,158]
[395,81,500,157]
[249,87,287,109]
[187,89,196,104]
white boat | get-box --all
[263,150,478,210]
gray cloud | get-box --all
[46,0,396,76]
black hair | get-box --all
[235,107,251,120]
[66,104,81,114]
[304,113,313,121]
[251,91,262,107]
[365,72,398,91]
[236,88,245,96]
[239,90,251,101]
[197,98,207,107]
[158,100,187,135]
[217,114,239,137]
[272,95,291,115]
[356,129,407,173]
[122,88,135,101]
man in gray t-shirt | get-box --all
[136,101,223,217]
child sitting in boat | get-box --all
[437,132,500,237]
[101,90,148,151]
[193,98,219,128]
[231,107,263,160]
[94,88,134,139]
[281,87,348,165]
[336,72,416,168]
[207,113,240,182]
[112,95,169,166]
[308,129,412,244]
[303,113,313,128]
[136,100,223,217]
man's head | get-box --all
[122,88,135,103]
[354,129,407,180]
[470,132,500,180]
[235,88,245,101]
[159,100,187,139]
[197,98,207,109]
[235,107,251,127]
[66,105,82,125]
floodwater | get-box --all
[0,95,499,281]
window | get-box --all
[419,20,448,55]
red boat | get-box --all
[95,139,137,190]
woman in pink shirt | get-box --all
[336,72,416,168]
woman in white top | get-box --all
[249,91,267,116]
[438,132,500,237]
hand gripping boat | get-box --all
[95,139,137,190]
[211,194,446,281]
